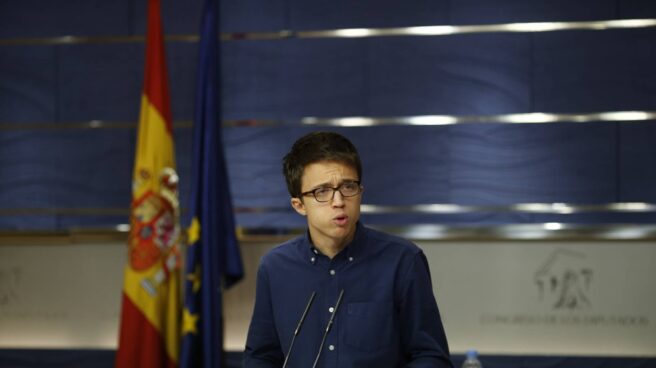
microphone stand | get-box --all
[282,291,316,368]
[311,289,345,368]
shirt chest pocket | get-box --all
[345,301,394,351]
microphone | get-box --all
[312,289,345,368]
[282,291,316,368]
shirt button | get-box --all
[329,307,334,313]
[311,257,316,263]
[313,249,318,254]
[328,345,335,351]
[348,257,354,262]
[329,269,336,276]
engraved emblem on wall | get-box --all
[534,249,593,310]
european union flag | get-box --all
[180,0,244,367]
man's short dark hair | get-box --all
[283,131,362,198]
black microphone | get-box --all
[311,289,345,368]
[282,290,316,368]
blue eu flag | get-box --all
[180,0,244,366]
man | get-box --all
[244,131,453,368]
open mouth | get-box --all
[333,215,348,226]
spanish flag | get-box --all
[115,0,180,367]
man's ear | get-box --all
[290,197,306,216]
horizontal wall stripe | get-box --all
[2,111,655,130]
[0,208,130,216]
[1,19,655,45]
[300,111,656,126]
[293,19,656,39]
[2,202,655,217]
[360,202,656,214]
[375,224,656,240]
[2,224,656,241]
[0,121,142,130]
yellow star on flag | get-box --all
[186,265,201,293]
[187,217,201,245]
[182,308,199,335]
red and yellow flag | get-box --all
[115,0,180,367]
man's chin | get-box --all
[331,224,356,241]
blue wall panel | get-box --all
[2,1,656,229]
[274,39,368,118]
[619,123,656,202]
[223,126,294,208]
[0,0,131,38]
[2,0,656,40]
[532,29,656,112]
[0,46,57,123]
[57,44,143,122]
[445,123,618,204]
[450,0,617,25]
[347,126,451,205]
[222,124,619,207]
[618,0,656,19]
[52,130,134,208]
[0,131,64,230]
[367,34,531,116]
[56,42,197,122]
[221,40,288,120]
[289,0,449,30]
[0,127,194,230]
[0,131,58,209]
[220,0,288,32]
[222,39,368,119]
[3,120,649,230]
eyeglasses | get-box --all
[300,181,362,202]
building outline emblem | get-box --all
[534,249,593,310]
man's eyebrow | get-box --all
[307,179,358,190]
[307,181,332,190]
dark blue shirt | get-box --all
[244,223,454,368]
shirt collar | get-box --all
[303,221,366,264]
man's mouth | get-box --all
[333,215,348,226]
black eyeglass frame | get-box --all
[299,181,363,202]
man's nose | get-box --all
[331,190,345,207]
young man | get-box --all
[244,131,453,368]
